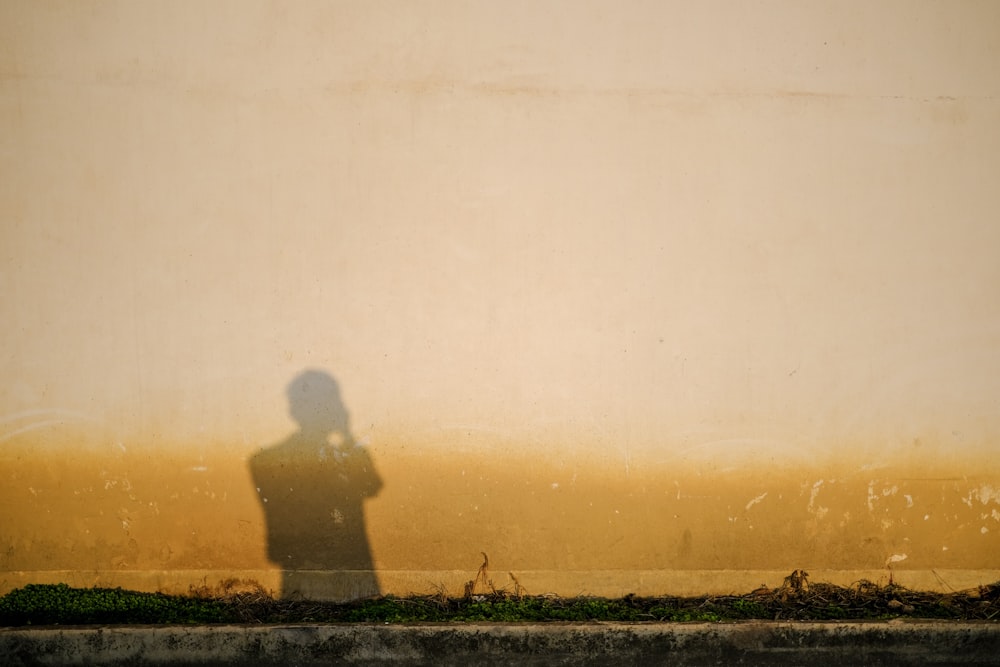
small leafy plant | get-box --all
[0,583,230,626]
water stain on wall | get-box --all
[3,426,998,599]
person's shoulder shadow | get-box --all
[249,370,382,599]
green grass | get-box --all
[1,581,997,626]
[0,584,230,626]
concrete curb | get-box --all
[3,622,999,666]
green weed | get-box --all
[2,576,997,626]
[0,583,230,626]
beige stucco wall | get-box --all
[2,1,999,599]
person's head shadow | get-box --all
[250,369,383,600]
[286,369,352,444]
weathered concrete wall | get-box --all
[2,1,999,599]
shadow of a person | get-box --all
[249,370,382,599]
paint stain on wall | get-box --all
[2,433,998,590]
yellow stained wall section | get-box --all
[2,1,999,598]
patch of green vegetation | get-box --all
[730,598,768,619]
[816,604,848,620]
[341,595,448,623]
[647,606,722,623]
[1,579,997,626]
[0,583,231,626]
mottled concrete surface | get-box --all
[3,622,999,666]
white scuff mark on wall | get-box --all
[983,527,990,534]
[885,553,907,566]
[867,481,877,511]
[745,492,768,511]
[191,466,208,472]
[882,485,898,497]
[808,480,823,500]
[971,485,999,506]
[904,494,913,508]
[102,477,132,492]
[0,409,92,424]
[0,419,81,443]
[0,409,100,443]
[960,485,1000,509]
[807,480,828,518]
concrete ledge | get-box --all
[3,622,999,666]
